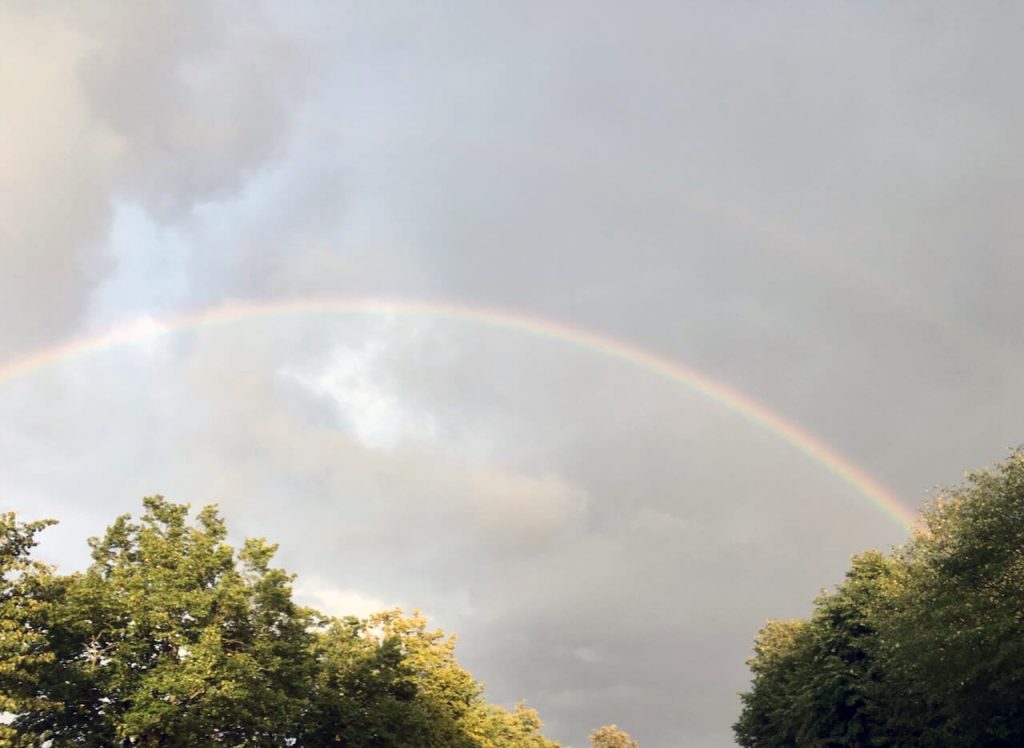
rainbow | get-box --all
[0,297,917,529]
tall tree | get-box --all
[735,449,1024,747]
[12,497,314,745]
[877,453,1024,746]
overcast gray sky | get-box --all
[3,3,1023,745]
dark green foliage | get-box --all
[735,450,1024,747]
[0,497,558,748]
[878,453,1024,746]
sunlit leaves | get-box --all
[0,498,559,747]
[589,724,639,748]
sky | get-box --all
[2,3,1023,746]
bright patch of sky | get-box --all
[294,577,395,620]
[90,202,191,326]
[282,340,438,451]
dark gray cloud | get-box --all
[3,3,1024,747]
[0,1,304,351]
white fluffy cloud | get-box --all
[282,340,439,450]
[293,578,394,620]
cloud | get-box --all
[457,468,589,549]
[78,1,306,218]
[0,2,305,352]
[282,339,438,451]
[167,321,594,564]
[0,6,118,351]
[293,578,394,620]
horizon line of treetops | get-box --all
[6,448,1023,746]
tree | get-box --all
[735,449,1024,747]
[10,497,314,745]
[0,496,561,747]
[876,452,1024,746]
[734,539,924,747]
[733,619,811,747]
[469,701,559,748]
[589,724,639,748]
[303,609,477,747]
[304,609,559,747]
[0,512,59,745]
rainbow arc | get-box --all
[0,297,917,529]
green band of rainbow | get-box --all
[0,297,917,529]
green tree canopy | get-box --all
[735,449,1024,747]
[10,497,314,745]
[0,496,559,748]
